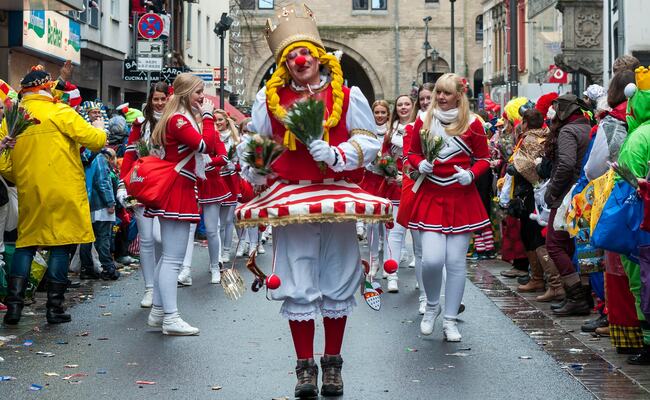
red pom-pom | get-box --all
[258,224,267,232]
[266,274,281,290]
[384,259,398,274]
[385,221,394,230]
[295,55,307,66]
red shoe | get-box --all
[0,302,7,312]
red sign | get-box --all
[138,13,164,40]
[548,65,568,84]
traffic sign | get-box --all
[137,40,164,57]
[212,67,229,83]
[137,57,163,71]
[138,13,164,40]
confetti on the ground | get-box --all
[445,352,469,357]
[44,373,59,377]
[136,380,156,385]
[127,362,139,366]
[569,348,584,354]
[29,384,44,391]
[0,335,17,342]
[36,352,55,357]
[0,356,4,362]
[23,340,34,347]
[97,370,107,375]
[411,379,421,383]
[1,376,17,381]
[519,356,532,359]
[97,338,109,341]
[211,385,223,390]
[406,347,418,352]
[76,332,90,337]
[63,373,88,381]
[101,312,112,317]
[56,341,69,345]
[64,364,79,369]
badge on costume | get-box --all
[362,280,382,311]
[176,118,187,129]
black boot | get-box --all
[79,265,99,280]
[552,283,591,317]
[46,281,71,324]
[3,276,27,325]
[550,297,567,310]
[581,315,608,332]
[628,345,650,365]
[100,265,120,281]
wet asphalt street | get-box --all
[0,241,596,400]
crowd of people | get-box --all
[1,3,650,397]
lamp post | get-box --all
[450,0,456,73]
[431,48,439,80]
[214,12,233,110]
[423,16,432,83]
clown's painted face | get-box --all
[285,47,320,87]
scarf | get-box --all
[376,123,388,139]
[429,108,459,138]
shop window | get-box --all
[475,15,483,41]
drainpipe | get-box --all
[618,0,625,58]
[394,0,400,98]
[463,0,468,78]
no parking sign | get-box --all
[138,13,164,40]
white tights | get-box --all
[367,223,384,261]
[411,230,425,300]
[383,206,406,279]
[219,205,236,253]
[154,219,192,314]
[134,206,161,291]
[181,223,197,267]
[203,204,223,266]
[421,231,471,319]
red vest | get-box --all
[268,84,361,182]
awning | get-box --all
[204,94,247,123]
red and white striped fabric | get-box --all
[236,179,393,227]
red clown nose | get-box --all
[295,55,307,66]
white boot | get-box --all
[369,259,380,279]
[256,244,266,254]
[387,275,399,293]
[443,318,462,342]
[210,265,221,284]
[140,288,153,308]
[408,257,416,268]
[147,305,164,328]
[236,242,249,258]
[162,313,200,336]
[420,304,441,335]
[177,266,192,286]
[221,249,231,263]
[418,294,427,315]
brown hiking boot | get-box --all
[295,359,318,398]
[320,354,344,396]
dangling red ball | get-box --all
[258,224,267,233]
[383,259,398,274]
[294,55,307,66]
[385,221,395,230]
[266,274,281,290]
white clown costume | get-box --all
[235,4,392,398]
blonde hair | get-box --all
[424,73,470,136]
[265,41,345,150]
[214,109,240,145]
[151,73,204,147]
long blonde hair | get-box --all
[214,109,240,145]
[151,73,204,147]
[423,73,471,136]
[386,94,414,145]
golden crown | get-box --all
[264,3,324,62]
[635,66,650,91]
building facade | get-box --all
[231,0,485,108]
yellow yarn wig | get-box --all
[265,41,345,150]
[504,96,529,123]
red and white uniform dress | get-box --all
[238,81,392,320]
[358,123,387,197]
[217,130,240,208]
[406,117,490,234]
[145,112,221,222]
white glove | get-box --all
[224,161,236,172]
[452,165,474,186]
[418,160,433,174]
[242,165,267,186]
[308,140,337,166]
[200,98,214,117]
[116,187,128,207]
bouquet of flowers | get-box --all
[412,128,446,192]
[244,134,285,176]
[2,97,40,142]
[609,161,638,189]
[135,139,150,157]
[376,154,398,178]
[283,98,326,172]
[227,144,237,162]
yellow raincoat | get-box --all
[0,93,106,248]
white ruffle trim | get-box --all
[280,297,357,321]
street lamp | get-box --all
[423,16,432,83]
[450,0,456,73]
[214,12,233,110]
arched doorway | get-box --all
[473,68,484,97]
[417,58,450,84]
[254,43,381,105]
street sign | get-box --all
[212,67,229,83]
[122,59,188,82]
[137,40,164,57]
[138,13,164,40]
[137,57,163,72]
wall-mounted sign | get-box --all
[22,10,81,65]
[122,59,189,82]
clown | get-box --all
[237,4,391,398]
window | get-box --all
[197,10,202,61]
[353,0,387,10]
[258,0,274,10]
[240,0,255,9]
[475,15,483,41]
[425,0,439,3]
[110,0,119,19]
[77,0,100,28]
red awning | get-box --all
[204,95,246,123]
